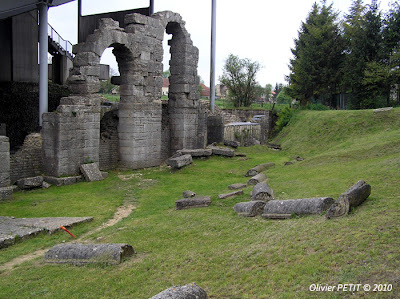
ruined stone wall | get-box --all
[41,11,207,176]
[42,96,101,177]
[9,133,42,183]
[0,136,10,187]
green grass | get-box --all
[101,94,120,102]
[0,109,399,298]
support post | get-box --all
[210,0,216,113]
[38,3,49,127]
[149,0,154,15]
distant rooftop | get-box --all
[0,0,74,20]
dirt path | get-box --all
[0,203,136,272]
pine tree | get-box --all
[287,1,344,105]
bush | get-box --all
[275,106,295,131]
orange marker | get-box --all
[60,225,76,238]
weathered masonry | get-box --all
[42,11,207,176]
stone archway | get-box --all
[154,11,207,155]
[42,12,206,176]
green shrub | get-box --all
[275,106,295,131]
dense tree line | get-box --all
[287,0,400,109]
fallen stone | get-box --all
[245,162,275,177]
[42,181,51,189]
[177,149,212,157]
[262,197,334,217]
[233,201,266,217]
[80,163,104,182]
[267,143,281,150]
[284,161,295,166]
[176,196,211,210]
[228,183,247,190]
[0,186,15,201]
[235,153,247,157]
[0,216,93,249]
[326,180,371,219]
[166,154,193,169]
[44,243,134,264]
[293,155,304,161]
[43,176,84,186]
[207,146,235,157]
[150,283,208,299]
[247,173,267,185]
[101,172,109,179]
[251,182,274,201]
[16,176,43,190]
[183,190,196,198]
[224,140,240,148]
[218,190,244,199]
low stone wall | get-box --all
[223,109,271,122]
[224,122,261,144]
[10,133,42,184]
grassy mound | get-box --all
[0,108,399,298]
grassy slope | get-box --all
[0,109,399,298]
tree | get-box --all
[287,1,344,105]
[163,69,171,78]
[265,84,273,100]
[276,86,293,104]
[219,54,261,107]
[342,0,386,108]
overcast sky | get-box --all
[48,0,393,88]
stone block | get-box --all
[228,183,247,190]
[176,196,211,210]
[16,176,44,190]
[245,162,275,177]
[150,283,208,299]
[183,190,196,198]
[166,154,192,169]
[125,13,148,25]
[224,140,240,148]
[44,243,134,264]
[176,149,212,157]
[218,190,244,199]
[262,197,335,217]
[251,182,274,201]
[73,52,100,67]
[326,180,371,219]
[233,201,266,217]
[208,146,234,157]
[0,186,14,201]
[43,176,83,186]
[80,163,104,182]
[247,173,267,185]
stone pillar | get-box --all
[207,116,224,144]
[260,111,272,144]
[42,96,101,177]
[0,136,10,187]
